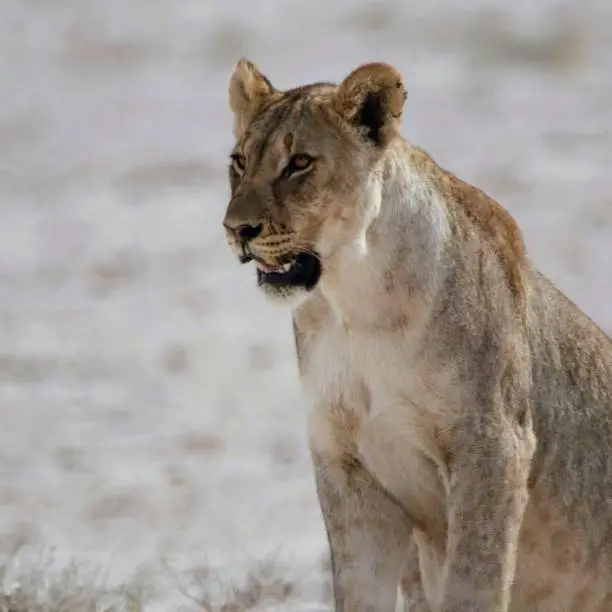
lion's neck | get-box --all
[315,142,451,330]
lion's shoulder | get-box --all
[404,145,528,305]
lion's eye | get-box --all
[230,153,246,173]
[283,154,314,177]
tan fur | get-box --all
[222,58,612,612]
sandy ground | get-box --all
[1,0,611,609]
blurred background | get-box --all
[1,0,611,609]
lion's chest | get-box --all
[301,321,449,532]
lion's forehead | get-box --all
[240,85,340,159]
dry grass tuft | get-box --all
[0,542,307,612]
[0,542,146,612]
[165,557,296,611]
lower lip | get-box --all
[257,268,288,286]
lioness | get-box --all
[222,58,612,612]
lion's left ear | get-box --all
[333,62,407,147]
[228,58,278,138]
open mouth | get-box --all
[254,252,322,291]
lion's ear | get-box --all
[333,62,406,147]
[228,58,278,138]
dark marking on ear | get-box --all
[357,89,404,145]
[358,91,385,144]
[334,63,407,148]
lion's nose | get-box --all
[224,220,263,242]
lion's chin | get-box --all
[254,251,322,304]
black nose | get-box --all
[236,223,263,241]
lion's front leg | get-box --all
[310,443,414,612]
[440,400,536,612]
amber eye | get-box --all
[283,154,314,177]
[230,153,246,173]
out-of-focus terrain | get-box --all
[0,0,611,609]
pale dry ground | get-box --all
[0,0,611,609]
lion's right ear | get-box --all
[228,58,278,138]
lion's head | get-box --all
[222,58,407,302]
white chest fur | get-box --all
[301,315,449,533]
